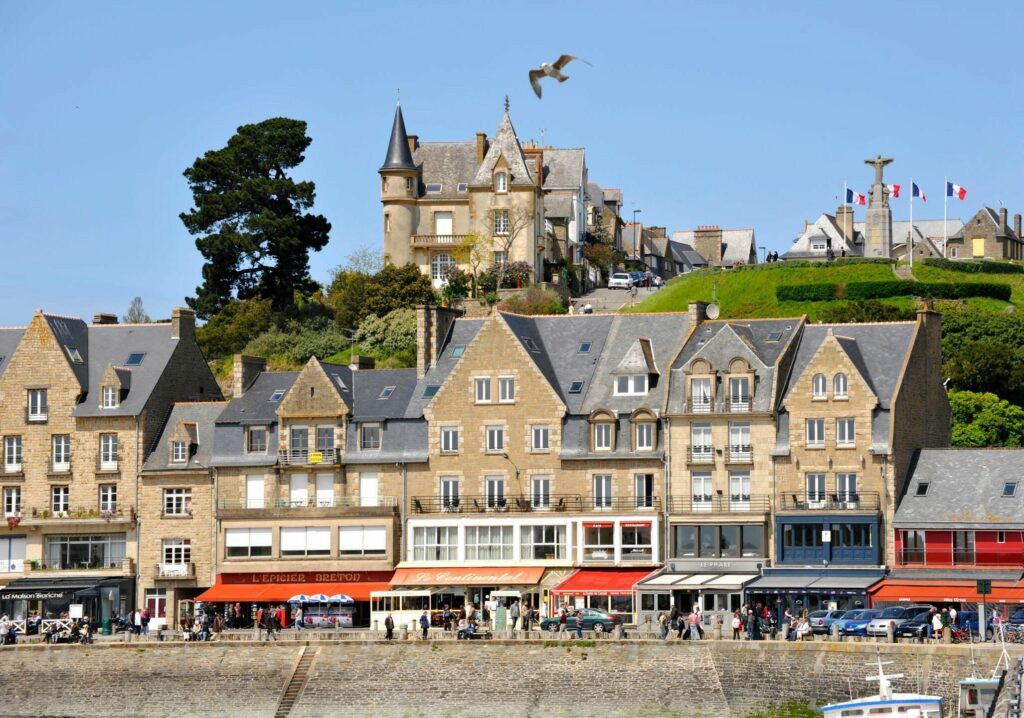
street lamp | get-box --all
[632,209,642,265]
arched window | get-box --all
[833,373,848,398]
[495,171,507,193]
[812,373,827,399]
[431,253,456,284]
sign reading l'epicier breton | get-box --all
[218,571,395,584]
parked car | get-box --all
[956,611,994,641]
[895,610,936,640]
[831,609,872,634]
[608,273,633,290]
[1007,607,1024,626]
[540,609,622,634]
[628,271,644,286]
[840,609,883,636]
[808,610,846,634]
[866,605,933,637]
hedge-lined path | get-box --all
[893,263,917,281]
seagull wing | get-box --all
[528,69,544,98]
[553,54,592,70]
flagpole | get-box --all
[909,176,914,267]
[943,176,948,258]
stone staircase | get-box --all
[892,263,916,281]
[274,645,319,717]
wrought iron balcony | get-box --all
[155,562,196,579]
[218,495,397,518]
[410,234,469,248]
[779,491,880,512]
[669,494,771,514]
[725,396,752,412]
[725,444,753,464]
[896,548,1024,569]
[686,446,715,465]
[412,494,585,514]
[277,448,340,466]
[685,399,714,414]
[587,496,661,512]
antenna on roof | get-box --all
[396,88,400,105]
[504,95,510,113]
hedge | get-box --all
[776,284,838,302]
[921,257,1024,274]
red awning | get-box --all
[390,566,546,587]
[551,568,658,596]
[195,581,391,603]
[869,579,1024,604]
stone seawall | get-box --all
[0,640,1016,717]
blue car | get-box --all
[956,611,994,640]
[840,609,882,636]
[1008,608,1024,626]
[831,609,871,634]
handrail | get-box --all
[779,491,880,511]
[412,494,583,514]
[219,496,398,510]
[668,494,771,514]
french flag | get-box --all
[912,183,926,202]
[947,182,967,200]
[846,188,866,206]
[887,184,901,198]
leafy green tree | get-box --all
[180,118,331,317]
[497,287,566,315]
[943,341,1024,404]
[195,298,273,360]
[441,267,470,303]
[325,269,369,332]
[354,308,417,355]
[949,390,1024,447]
[363,263,436,318]
[939,307,1024,361]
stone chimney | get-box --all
[233,355,267,398]
[688,301,707,325]
[1014,213,1021,238]
[835,205,855,243]
[406,134,418,156]
[475,132,488,165]
[999,207,1009,234]
[534,153,543,188]
[349,355,375,371]
[692,226,724,265]
[92,313,118,325]
[171,307,195,342]
[416,305,464,379]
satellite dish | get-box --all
[706,303,720,319]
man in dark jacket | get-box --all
[419,611,430,639]
[384,612,395,640]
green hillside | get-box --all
[624,260,1022,320]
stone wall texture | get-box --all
[0,640,1018,717]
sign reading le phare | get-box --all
[220,571,394,584]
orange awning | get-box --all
[195,581,392,603]
[390,566,546,587]
[869,579,1024,604]
[551,568,658,596]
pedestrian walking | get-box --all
[419,610,430,639]
[688,608,701,641]
[949,606,958,626]
[510,599,520,631]
[141,609,150,636]
[731,610,742,640]
[658,612,669,640]
[294,605,303,632]
[931,611,943,643]
[384,612,395,640]
[256,607,265,641]
[442,605,453,632]
[559,606,568,636]
[521,602,531,632]
[575,608,583,639]
[265,610,278,642]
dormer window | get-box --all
[690,378,712,412]
[495,171,508,193]
[811,373,827,399]
[379,386,396,400]
[593,423,613,451]
[171,441,188,463]
[65,346,83,364]
[833,373,849,399]
[360,423,382,450]
[728,377,750,411]
[635,422,655,451]
[614,375,647,396]
[247,426,267,453]
[101,386,118,409]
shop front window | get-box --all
[520,525,566,560]
[621,523,652,562]
[673,525,696,557]
[583,524,614,561]
[465,525,513,560]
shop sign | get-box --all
[0,590,68,601]
[583,522,614,528]
[219,571,394,585]
[620,521,651,528]
[668,559,763,573]
[393,566,545,586]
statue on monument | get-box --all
[865,155,894,186]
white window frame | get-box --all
[810,241,827,252]
[440,427,460,454]
[635,422,654,451]
[52,435,71,472]
[99,484,117,512]
[494,209,510,235]
[360,423,382,450]
[495,171,507,193]
[485,425,505,453]
[28,389,47,421]
[340,526,387,557]
[163,538,191,565]
[102,385,118,409]
[316,425,335,451]
[729,421,752,460]
[593,422,613,452]
[593,474,612,509]
[805,473,826,507]
[833,373,849,399]
[805,419,825,447]
[225,527,272,558]
[498,376,516,403]
[474,377,491,404]
[634,473,654,509]
[729,471,751,510]
[281,527,331,557]
[691,473,713,511]
[440,477,460,510]
[4,437,22,472]
[531,475,551,509]
[289,425,309,453]
[246,426,268,453]
[811,374,827,399]
[837,473,858,503]
[614,374,648,396]
[484,476,506,509]
[690,378,712,411]
[690,423,713,460]
[51,485,70,514]
[728,377,750,410]
[412,526,457,561]
[171,441,187,463]
[465,525,514,560]
[100,434,118,470]
[163,488,192,516]
[531,425,550,452]
[837,418,855,446]
[3,487,21,517]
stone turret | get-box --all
[379,103,419,267]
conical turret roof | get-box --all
[380,103,416,171]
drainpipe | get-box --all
[398,462,408,562]
[135,416,141,611]
[212,467,219,591]
[662,418,671,567]
[881,455,889,569]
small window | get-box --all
[125,353,146,366]
[1002,481,1018,497]
[379,386,396,400]
[102,386,119,409]
[451,346,465,358]
[474,377,491,403]
[440,427,459,453]
[247,427,267,452]
[423,385,440,398]
[532,425,550,451]
[171,441,188,463]
[405,177,413,192]
[495,172,507,193]
[425,183,442,193]
[498,376,515,403]
[997,531,1006,543]
[457,183,467,193]
[578,342,592,353]
[569,381,584,394]
[65,346,83,363]
[360,423,382,450]
[915,482,929,496]
[269,390,285,402]
[485,426,505,452]
[812,373,827,399]
[521,336,540,353]
[766,332,783,342]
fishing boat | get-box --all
[819,650,942,718]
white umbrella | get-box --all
[328,594,354,604]
[287,594,310,603]
[307,593,330,603]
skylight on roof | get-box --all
[125,352,146,366]
[457,183,467,192]
[65,346,83,364]
[423,385,440,398]
[578,342,592,354]
[269,390,285,402]
[425,183,442,193]
[915,482,929,497]
[451,346,465,358]
[379,386,396,400]
[568,381,584,394]
[766,332,783,342]
[1002,481,1018,497]
[522,336,540,353]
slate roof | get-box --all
[412,142,476,200]
[586,182,603,205]
[143,402,227,472]
[668,240,707,268]
[381,103,416,171]
[216,372,300,425]
[406,319,486,418]
[44,314,90,389]
[0,328,26,380]
[471,112,534,186]
[545,195,573,219]
[672,229,757,267]
[344,419,428,464]
[318,361,354,410]
[894,449,1024,529]
[543,148,585,190]
[560,416,664,461]
[782,213,862,259]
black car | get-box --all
[894,610,935,639]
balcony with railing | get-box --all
[413,494,584,514]
[669,494,772,515]
[725,444,753,464]
[588,496,662,513]
[410,234,469,248]
[277,448,340,466]
[217,495,397,519]
[155,562,196,580]
[26,557,135,576]
[686,446,715,465]
[895,548,1024,569]
[726,396,751,413]
[778,491,880,512]
[686,398,714,414]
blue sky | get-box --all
[2,1,1022,324]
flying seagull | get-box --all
[529,54,592,98]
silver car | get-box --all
[865,605,932,636]
[608,273,633,290]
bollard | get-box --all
[781,624,790,641]
[372,619,378,633]
[614,625,623,641]
[886,622,895,643]
[399,626,408,641]
[943,627,951,644]
[831,623,840,641]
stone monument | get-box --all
[863,155,894,257]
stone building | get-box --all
[672,226,758,267]
[945,206,1023,260]
[0,308,219,624]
